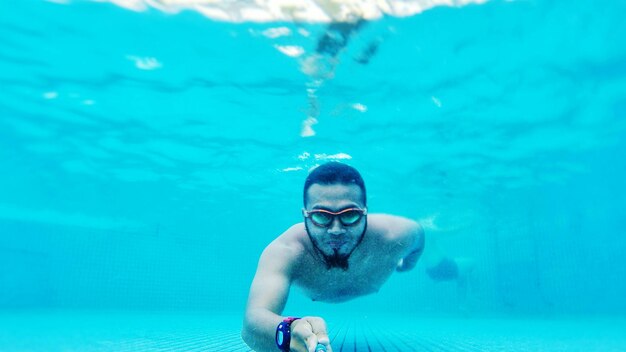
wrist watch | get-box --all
[275,317,300,351]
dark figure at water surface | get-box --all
[315,19,380,64]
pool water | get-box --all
[1,0,626,350]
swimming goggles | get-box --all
[303,208,367,227]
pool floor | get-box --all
[1,312,624,351]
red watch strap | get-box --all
[283,317,300,324]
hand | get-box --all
[289,316,333,352]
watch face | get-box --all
[277,319,299,351]
[277,330,284,345]
[276,321,289,350]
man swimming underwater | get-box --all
[242,162,465,352]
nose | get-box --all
[327,218,346,235]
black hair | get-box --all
[303,162,366,206]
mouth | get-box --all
[327,241,346,249]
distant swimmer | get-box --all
[316,20,366,58]
[299,20,382,137]
[314,19,380,65]
[241,162,468,352]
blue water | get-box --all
[1,0,626,331]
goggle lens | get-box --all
[310,212,333,226]
[339,210,361,225]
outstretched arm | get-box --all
[242,240,291,351]
[242,232,332,352]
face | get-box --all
[303,183,367,270]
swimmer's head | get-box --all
[302,162,367,270]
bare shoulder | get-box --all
[259,223,308,272]
[367,213,423,247]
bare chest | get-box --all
[293,253,399,302]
